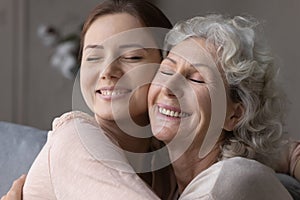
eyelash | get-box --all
[189,78,205,83]
[86,55,143,63]
[86,57,102,62]
[123,56,143,60]
[161,71,205,84]
[160,71,174,76]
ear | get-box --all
[223,102,244,131]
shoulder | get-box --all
[220,156,273,176]
[180,157,292,200]
[214,157,278,187]
[49,111,133,173]
[47,111,99,155]
[47,110,102,160]
[183,157,272,192]
[48,110,101,143]
[52,110,98,131]
[213,157,292,199]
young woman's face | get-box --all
[80,13,161,125]
[148,38,233,147]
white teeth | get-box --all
[100,90,128,96]
[158,107,189,118]
[170,110,174,116]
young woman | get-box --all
[7,0,176,200]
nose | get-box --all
[161,73,185,99]
[99,59,123,80]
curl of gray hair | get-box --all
[165,14,287,167]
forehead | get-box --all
[168,38,216,67]
[84,13,159,50]
[84,13,143,44]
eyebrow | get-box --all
[192,63,211,68]
[165,57,176,64]
[119,44,147,50]
[84,45,104,50]
[165,57,210,68]
[84,44,147,51]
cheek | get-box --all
[80,65,99,87]
[131,85,149,105]
[193,87,212,122]
[128,85,149,114]
[199,94,211,113]
[80,68,90,93]
[80,67,97,109]
[147,84,159,106]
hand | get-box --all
[1,175,26,200]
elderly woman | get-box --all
[148,14,296,199]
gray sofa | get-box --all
[0,121,47,196]
[0,121,299,199]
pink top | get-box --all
[23,111,177,200]
[273,135,300,177]
[22,111,300,199]
[179,157,293,200]
[289,140,300,176]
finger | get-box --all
[5,174,26,199]
[6,188,20,200]
[12,174,26,188]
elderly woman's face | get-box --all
[148,38,237,147]
[80,13,161,125]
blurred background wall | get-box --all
[0,0,100,129]
[0,0,299,139]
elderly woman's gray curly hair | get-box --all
[165,14,287,166]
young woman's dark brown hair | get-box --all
[79,0,173,61]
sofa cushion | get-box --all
[276,173,300,200]
[0,121,47,196]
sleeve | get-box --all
[289,141,300,179]
[48,112,159,200]
[22,112,81,200]
[22,131,56,200]
[212,159,294,200]
[272,137,300,178]
[179,158,293,200]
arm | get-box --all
[283,139,300,181]
[23,111,159,200]
[295,160,300,181]
[292,145,300,181]
[273,138,300,181]
[1,175,26,200]
[37,112,159,200]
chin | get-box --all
[152,126,176,144]
[95,111,114,120]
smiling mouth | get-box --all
[158,106,190,118]
[96,89,131,97]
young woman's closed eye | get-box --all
[120,51,144,63]
[86,56,104,62]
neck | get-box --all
[172,143,221,193]
[95,115,152,153]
